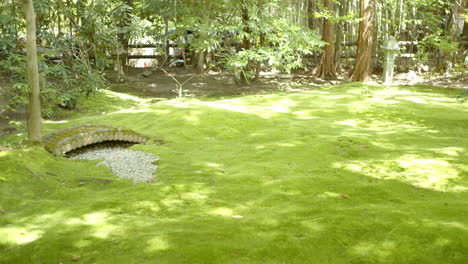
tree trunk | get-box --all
[308,0,318,29]
[334,0,347,68]
[463,19,468,43]
[315,0,337,80]
[117,0,133,79]
[350,0,375,82]
[239,1,252,84]
[23,0,42,142]
[254,34,265,81]
[164,18,170,66]
[195,51,205,74]
[194,0,211,74]
[254,0,265,81]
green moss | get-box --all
[1,85,467,263]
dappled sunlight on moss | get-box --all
[0,226,44,245]
[401,96,429,104]
[335,154,466,192]
[351,241,397,260]
[210,207,234,217]
[429,147,465,157]
[1,83,467,263]
[146,236,170,252]
[317,192,345,199]
[103,90,152,103]
[43,120,69,124]
[291,110,319,120]
[334,118,440,135]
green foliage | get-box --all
[420,30,459,54]
[8,120,25,132]
[0,49,107,116]
[225,6,324,82]
[416,29,459,71]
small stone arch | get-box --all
[43,124,148,156]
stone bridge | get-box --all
[43,125,148,156]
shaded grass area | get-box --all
[1,83,467,263]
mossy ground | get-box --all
[0,83,467,264]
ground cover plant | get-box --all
[0,83,467,263]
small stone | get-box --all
[142,71,152,78]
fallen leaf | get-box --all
[0,209,5,214]
[339,193,351,199]
[232,215,243,219]
[72,256,80,261]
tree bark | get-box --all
[350,0,375,82]
[315,0,337,80]
[334,0,348,72]
[23,0,42,142]
[254,33,265,81]
[463,19,468,43]
[308,0,318,29]
[194,0,211,74]
[116,0,133,79]
[239,0,252,84]
[195,51,206,74]
[254,0,265,81]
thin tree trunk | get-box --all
[23,0,42,142]
[254,34,265,81]
[350,0,375,82]
[164,18,170,66]
[195,0,211,74]
[254,0,265,81]
[462,15,468,41]
[240,0,252,84]
[308,0,318,29]
[334,0,346,68]
[117,0,133,79]
[315,0,337,79]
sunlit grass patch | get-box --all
[335,154,466,192]
[1,83,467,263]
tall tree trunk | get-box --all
[463,19,468,43]
[239,0,252,84]
[117,0,133,79]
[195,0,211,74]
[23,0,42,142]
[254,0,265,81]
[164,18,170,66]
[458,2,467,65]
[308,0,318,29]
[195,51,206,74]
[350,0,375,82]
[254,34,265,81]
[315,0,337,79]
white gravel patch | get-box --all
[71,147,160,183]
